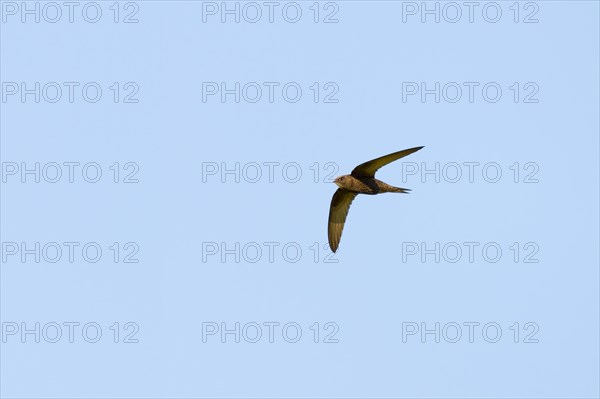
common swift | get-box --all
[328,146,424,253]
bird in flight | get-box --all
[328,146,424,253]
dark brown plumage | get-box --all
[327,146,424,253]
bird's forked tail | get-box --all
[380,183,411,193]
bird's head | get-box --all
[334,175,349,188]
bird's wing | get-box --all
[351,146,424,178]
[328,189,358,253]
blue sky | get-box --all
[1,1,599,398]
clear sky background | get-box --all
[1,1,599,398]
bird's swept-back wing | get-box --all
[328,189,358,253]
[351,146,424,178]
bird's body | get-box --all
[334,175,409,195]
[327,146,424,253]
